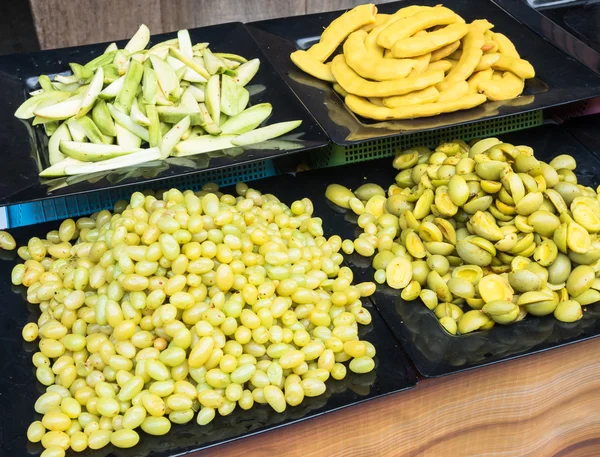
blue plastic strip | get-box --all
[7,160,276,228]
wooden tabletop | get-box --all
[193,338,600,457]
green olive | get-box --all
[447,277,475,299]
[439,316,458,335]
[533,239,558,267]
[372,251,396,271]
[553,222,568,253]
[568,249,600,266]
[426,271,453,302]
[507,269,542,293]
[451,265,483,285]
[525,262,549,285]
[424,241,455,256]
[566,265,595,297]
[325,184,354,209]
[539,162,559,188]
[405,231,426,259]
[412,189,434,220]
[552,182,581,206]
[420,289,438,310]
[457,310,494,334]
[549,154,576,171]
[544,189,569,214]
[571,288,600,306]
[448,174,469,207]
[456,237,493,266]
[411,260,431,286]
[567,221,591,254]
[354,183,385,201]
[401,280,421,301]
[515,192,543,216]
[470,211,503,241]
[480,180,503,194]
[514,154,540,174]
[553,300,582,323]
[385,194,413,217]
[463,196,493,214]
[482,300,519,325]
[557,168,578,185]
[527,211,560,238]
[470,138,501,156]
[466,297,485,310]
[547,253,571,285]
[426,255,450,276]
[393,150,419,170]
[456,157,476,174]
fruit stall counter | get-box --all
[4,2,600,457]
[193,337,600,457]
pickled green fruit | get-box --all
[457,310,494,334]
[553,300,583,323]
[439,316,457,335]
[566,265,595,297]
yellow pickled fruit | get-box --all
[554,300,583,323]
[451,265,483,285]
[567,221,591,254]
[470,211,503,241]
[478,274,513,303]
[325,184,354,209]
[457,310,494,334]
[385,257,412,290]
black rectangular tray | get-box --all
[248,0,600,145]
[0,180,418,457]
[279,124,600,377]
[493,0,600,73]
[0,22,329,207]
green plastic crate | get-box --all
[309,111,543,169]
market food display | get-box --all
[326,137,600,334]
[291,4,535,120]
[13,185,376,456]
[14,25,301,178]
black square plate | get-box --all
[268,124,600,377]
[0,22,328,207]
[0,178,417,457]
[248,0,600,145]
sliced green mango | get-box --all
[231,120,302,146]
[92,100,117,137]
[15,91,70,119]
[220,103,272,135]
[76,65,104,118]
[114,59,143,114]
[205,75,220,127]
[60,140,140,162]
[174,134,238,157]
[64,147,160,175]
[48,122,71,165]
[220,74,249,116]
[160,115,191,159]
[125,24,150,53]
[233,59,260,86]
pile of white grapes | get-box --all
[13,183,377,456]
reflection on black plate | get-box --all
[0,180,417,456]
[248,0,600,145]
[0,22,328,206]
[270,125,600,377]
[494,0,600,71]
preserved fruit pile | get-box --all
[326,137,600,334]
[14,184,376,456]
[291,4,535,120]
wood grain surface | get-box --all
[191,338,600,457]
[29,0,395,49]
